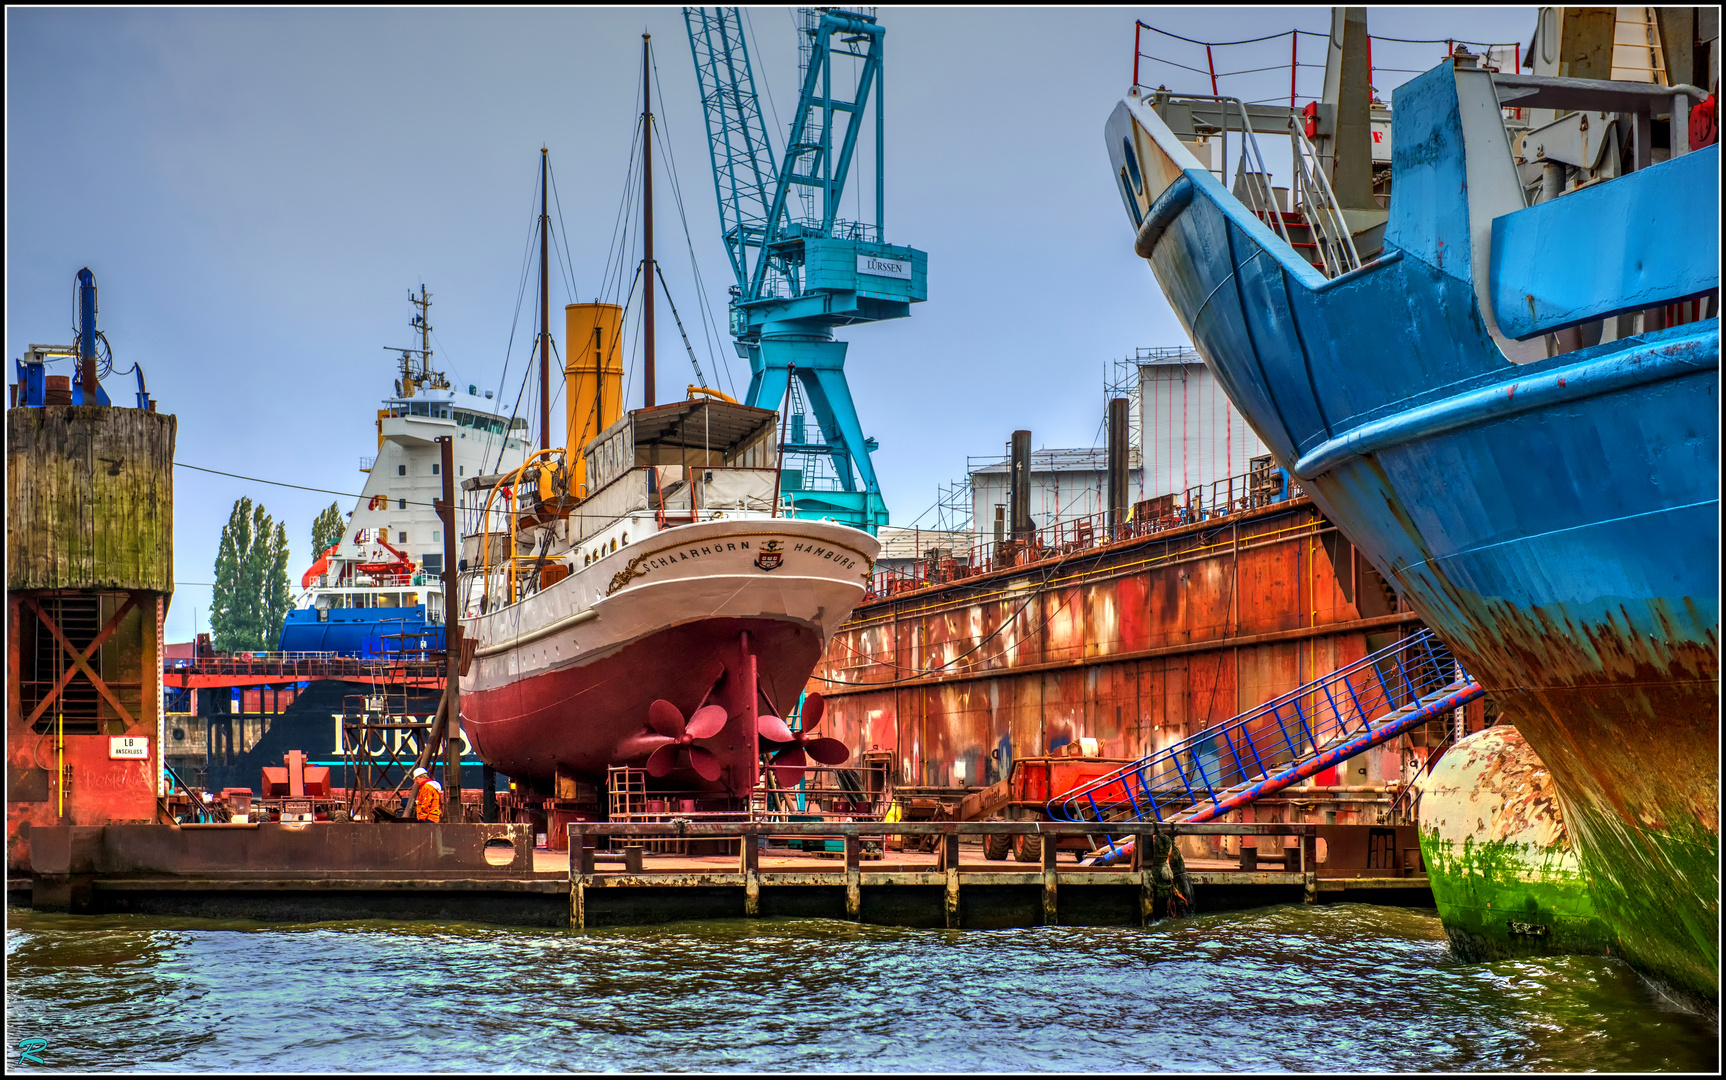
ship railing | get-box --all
[1286,119,1362,276]
[163,650,444,678]
[862,466,1304,600]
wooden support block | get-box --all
[622,845,643,874]
[938,833,959,873]
[1302,831,1319,904]
[740,832,761,917]
[567,825,587,929]
[1041,833,1059,926]
[844,835,862,921]
[1131,833,1152,926]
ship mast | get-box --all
[641,32,656,409]
[539,146,552,451]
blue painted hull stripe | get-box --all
[1292,326,1719,480]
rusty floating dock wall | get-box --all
[20,820,1432,929]
[814,496,1457,813]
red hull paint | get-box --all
[463,616,822,794]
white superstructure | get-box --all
[292,287,533,627]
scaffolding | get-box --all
[339,627,443,820]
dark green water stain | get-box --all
[5,904,1715,1072]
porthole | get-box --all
[172,727,186,742]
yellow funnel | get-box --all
[564,302,625,495]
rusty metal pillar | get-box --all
[1107,398,1130,539]
[1009,430,1033,544]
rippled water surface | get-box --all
[6,903,1715,1072]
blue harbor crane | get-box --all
[683,6,926,534]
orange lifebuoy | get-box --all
[368,494,385,511]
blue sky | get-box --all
[6,6,1536,643]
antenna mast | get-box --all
[389,284,444,395]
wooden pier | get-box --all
[16,820,1431,929]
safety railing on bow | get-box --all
[1047,627,1483,829]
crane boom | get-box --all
[684,7,781,292]
[682,6,926,535]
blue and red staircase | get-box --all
[1046,627,1483,861]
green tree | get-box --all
[310,501,344,557]
[210,497,294,652]
[263,520,291,644]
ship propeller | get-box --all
[644,699,730,781]
[757,692,850,788]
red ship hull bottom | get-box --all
[461,616,823,797]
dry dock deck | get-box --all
[17,821,1432,928]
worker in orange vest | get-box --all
[401,767,430,821]
[416,778,444,822]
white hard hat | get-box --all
[413,767,429,777]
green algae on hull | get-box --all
[1417,726,1613,961]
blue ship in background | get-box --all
[278,606,444,658]
[1108,39,1717,1007]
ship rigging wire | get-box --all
[486,159,549,476]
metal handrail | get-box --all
[1286,120,1362,276]
[1147,91,1294,250]
[1048,628,1474,825]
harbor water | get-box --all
[6,903,1714,1072]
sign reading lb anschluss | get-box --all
[109,736,150,759]
[857,254,912,280]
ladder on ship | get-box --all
[1046,628,1483,856]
